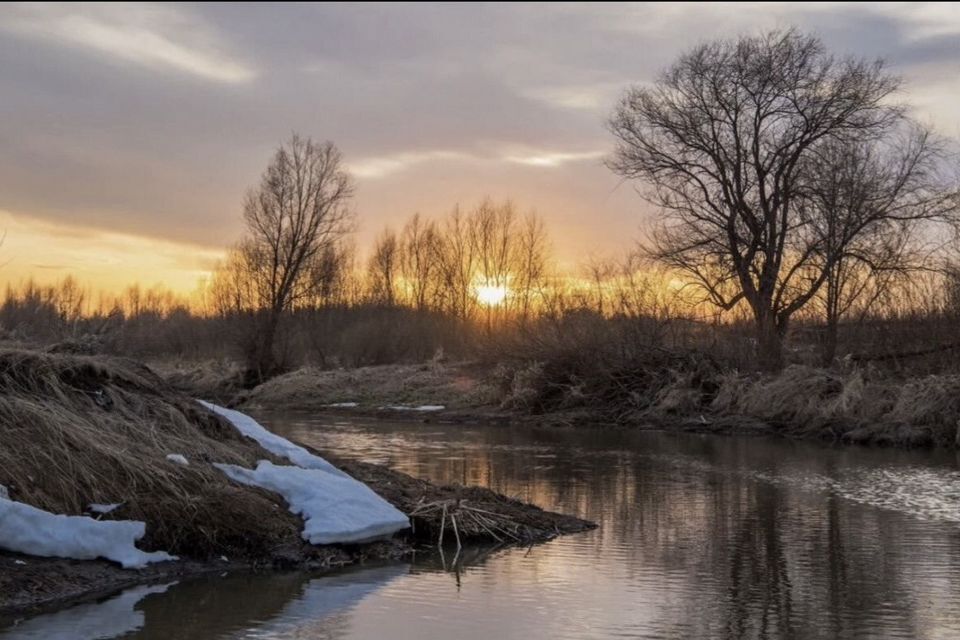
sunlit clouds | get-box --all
[520,83,625,112]
[0,210,222,294]
[503,149,606,168]
[349,147,607,179]
[348,151,474,179]
[0,3,254,83]
[0,3,958,294]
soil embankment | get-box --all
[0,350,594,615]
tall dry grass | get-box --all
[0,349,302,558]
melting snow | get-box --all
[214,461,410,544]
[327,402,359,408]
[165,454,189,466]
[0,498,175,569]
[200,401,409,545]
[88,503,122,515]
[198,401,348,478]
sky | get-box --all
[0,2,958,294]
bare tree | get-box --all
[306,240,356,307]
[236,134,354,381]
[367,228,400,307]
[514,212,550,324]
[434,206,477,319]
[800,126,956,364]
[399,214,440,311]
[608,29,919,370]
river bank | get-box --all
[9,382,960,639]
[0,350,593,616]
[160,359,960,449]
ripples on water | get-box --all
[4,415,960,640]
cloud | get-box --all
[502,149,606,168]
[0,2,958,286]
[0,3,254,83]
[348,147,607,179]
[869,2,960,41]
[0,209,224,293]
[347,150,474,179]
[520,83,625,112]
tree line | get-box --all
[1,28,958,381]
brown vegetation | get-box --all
[0,349,592,613]
[237,360,496,413]
[0,349,308,560]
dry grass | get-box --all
[338,459,595,545]
[664,364,960,447]
[148,358,246,404]
[0,349,589,569]
[496,330,960,447]
[0,349,302,559]
[236,361,496,412]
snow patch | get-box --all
[385,404,445,412]
[214,460,409,545]
[0,497,176,569]
[88,503,122,515]
[198,400,348,478]
[201,401,409,545]
[326,402,359,408]
[165,454,189,466]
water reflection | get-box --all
[5,416,960,639]
[0,583,175,640]
[263,415,960,640]
[0,565,407,640]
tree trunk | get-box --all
[245,310,280,386]
[821,318,839,367]
[756,313,785,373]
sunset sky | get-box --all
[1,2,958,294]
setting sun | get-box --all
[475,283,508,307]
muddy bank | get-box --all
[1,456,592,616]
[1,459,592,616]
[178,359,960,449]
[232,361,499,413]
[0,350,593,615]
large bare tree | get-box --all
[608,29,935,370]
[237,134,354,381]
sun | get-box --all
[475,283,508,307]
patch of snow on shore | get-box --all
[0,498,175,569]
[88,503,122,515]
[198,400,348,478]
[214,460,409,544]
[165,454,189,466]
[202,401,410,544]
[327,402,359,408]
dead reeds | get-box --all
[0,349,302,559]
[409,498,527,548]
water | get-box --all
[5,415,960,639]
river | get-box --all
[5,414,960,639]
